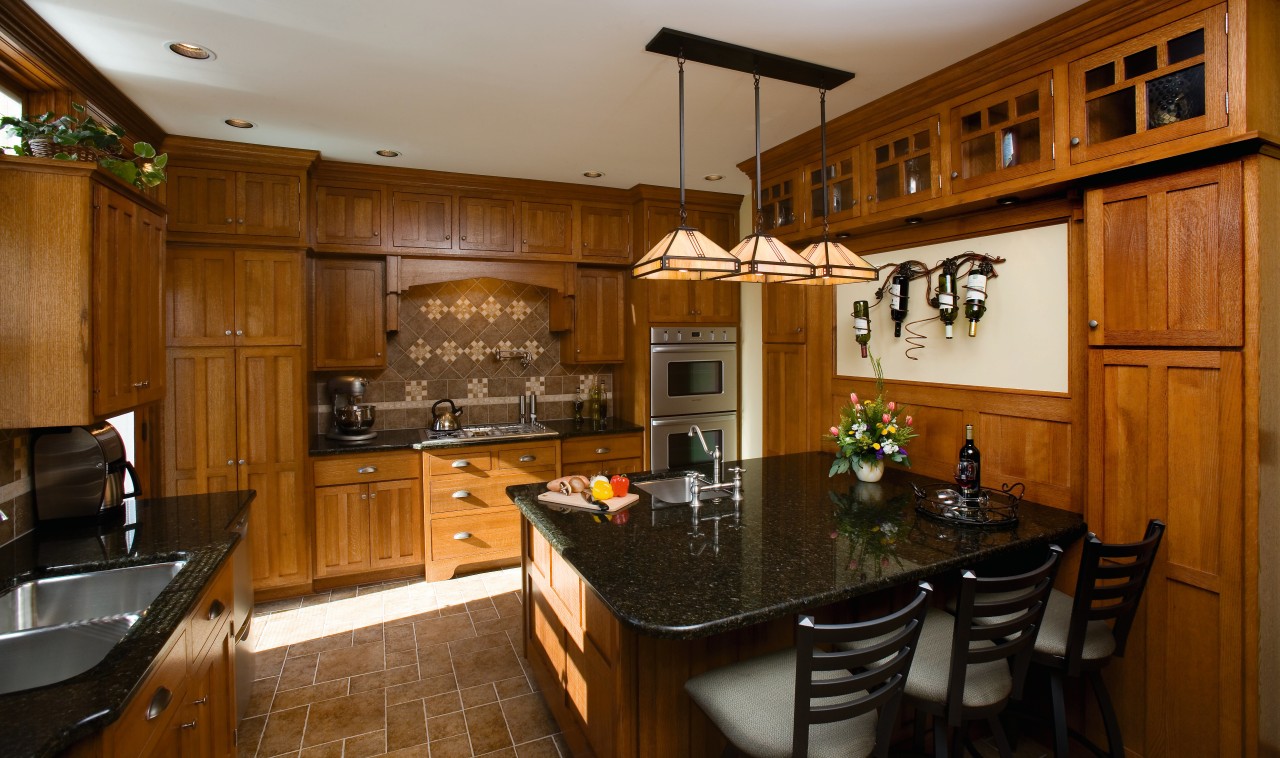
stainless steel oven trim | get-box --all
[650,412,739,471]
[650,343,739,418]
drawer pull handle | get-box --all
[452,490,471,499]
[207,599,226,621]
[451,460,470,468]
[192,696,208,705]
[181,720,198,730]
[594,447,611,455]
[453,532,472,540]
[146,687,172,721]
[357,466,377,474]
[519,455,536,462]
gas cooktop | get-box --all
[414,421,556,448]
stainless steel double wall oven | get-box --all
[649,326,738,470]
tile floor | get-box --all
[238,568,567,758]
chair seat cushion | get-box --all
[684,647,879,758]
[953,588,1117,662]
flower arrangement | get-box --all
[827,355,916,477]
[829,486,905,581]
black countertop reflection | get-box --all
[508,453,1085,640]
[0,491,254,758]
[309,418,644,456]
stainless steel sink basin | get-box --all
[0,615,139,695]
[635,475,723,505]
[0,560,187,633]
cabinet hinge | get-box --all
[1049,78,1054,97]
[1225,91,1230,114]
[938,175,942,188]
[1225,11,1229,34]
[1051,142,1056,159]
[936,122,941,135]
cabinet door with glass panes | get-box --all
[1067,6,1227,164]
[949,73,1055,193]
[865,116,941,215]
[758,169,803,237]
[804,145,862,230]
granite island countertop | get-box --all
[309,417,644,456]
[508,452,1086,640]
[0,491,254,758]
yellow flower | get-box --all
[888,426,896,434]
[872,443,881,450]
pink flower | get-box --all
[905,415,913,425]
[829,426,839,436]
[888,401,896,411]
[848,559,859,570]
[850,392,858,404]
[829,531,838,539]
[881,413,891,423]
[881,557,890,568]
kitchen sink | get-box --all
[635,474,724,505]
[0,615,139,695]
[0,560,187,633]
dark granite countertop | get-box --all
[508,452,1086,640]
[0,491,254,758]
[309,417,643,456]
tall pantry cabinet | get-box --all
[159,141,317,598]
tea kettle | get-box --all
[431,399,465,431]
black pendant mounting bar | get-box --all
[645,28,855,90]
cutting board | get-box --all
[537,491,639,513]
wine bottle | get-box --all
[964,260,994,337]
[852,300,871,358]
[889,265,910,337]
[957,424,982,497]
[936,260,959,339]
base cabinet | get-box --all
[561,432,643,479]
[312,451,424,580]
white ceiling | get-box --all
[28,0,1086,194]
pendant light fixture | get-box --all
[709,73,815,284]
[797,89,878,285]
[632,54,740,281]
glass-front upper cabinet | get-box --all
[758,169,803,237]
[949,73,1055,193]
[804,146,862,228]
[865,116,941,215]
[1067,6,1227,163]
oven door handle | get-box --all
[650,343,737,356]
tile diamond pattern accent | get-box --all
[422,298,447,320]
[463,340,489,363]
[451,297,478,321]
[479,296,503,323]
[505,299,531,321]
[467,378,489,399]
[406,380,431,402]
[408,338,432,367]
[522,340,545,362]
[524,377,546,396]
[435,340,460,364]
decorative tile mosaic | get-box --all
[0,429,34,548]
[313,278,613,433]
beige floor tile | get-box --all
[449,631,513,659]
[415,613,477,646]
[255,648,288,679]
[466,597,496,613]
[345,729,388,758]
[287,631,354,658]
[470,606,500,623]
[478,749,517,758]
[384,622,418,652]
[258,705,309,757]
[465,702,514,754]
[494,676,531,700]
[277,654,319,691]
[386,699,429,751]
[298,740,343,758]
[303,690,386,747]
[300,592,333,608]
[350,663,420,693]
[461,683,499,708]
[353,623,385,646]
[454,645,525,689]
[271,677,349,712]
[425,690,464,717]
[386,672,459,706]
[473,612,521,637]
[514,736,561,758]
[501,693,557,745]
[492,592,522,618]
[247,675,279,717]
[315,640,385,682]
[419,642,457,679]
[428,709,469,742]
[387,647,418,669]
[237,714,266,758]
[428,733,474,758]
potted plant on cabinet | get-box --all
[1,102,167,189]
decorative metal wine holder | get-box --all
[911,481,1023,528]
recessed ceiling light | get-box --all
[582,171,604,178]
[167,42,215,60]
[704,174,725,181]
[905,217,923,225]
[997,195,1019,206]
[376,149,401,158]
[224,118,255,129]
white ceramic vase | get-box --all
[853,457,885,483]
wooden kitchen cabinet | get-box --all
[166,248,303,347]
[948,72,1055,192]
[390,190,453,250]
[803,148,862,229]
[1085,161,1241,347]
[561,432,643,478]
[167,166,302,241]
[425,440,557,580]
[311,257,387,370]
[762,282,808,343]
[315,184,383,247]
[865,115,941,214]
[563,267,625,364]
[759,168,804,236]
[164,349,239,496]
[521,200,572,255]
[312,451,424,580]
[458,195,517,252]
[578,203,631,263]
[1067,6,1228,164]
[763,343,809,457]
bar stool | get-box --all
[880,545,1062,757]
[684,582,932,758]
[1014,520,1166,758]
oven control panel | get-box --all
[650,326,737,344]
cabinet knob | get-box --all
[225,218,233,224]
[361,493,368,500]
[1088,319,1099,329]
[451,460,470,468]
[192,697,208,706]
[460,235,467,241]
[132,381,146,388]
[235,329,244,336]
[453,532,472,540]
[238,459,246,465]
[951,171,959,179]
[452,490,471,499]
[582,242,587,248]
[370,492,377,499]
[373,230,379,236]
[522,239,528,244]
[595,447,611,455]
[227,460,235,466]
[445,234,451,240]
[519,455,536,462]
[795,326,803,333]
[867,195,874,202]
[224,329,233,336]
[237,218,244,224]
[180,721,198,730]
[376,352,382,357]
[1070,137,1081,147]
[357,466,377,474]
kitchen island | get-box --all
[507,452,1085,756]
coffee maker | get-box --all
[326,376,377,441]
[32,421,138,522]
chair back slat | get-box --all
[793,583,931,757]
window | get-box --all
[0,86,20,153]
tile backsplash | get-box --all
[0,429,34,548]
[313,278,613,432]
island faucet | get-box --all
[688,424,722,484]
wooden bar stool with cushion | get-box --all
[882,545,1062,758]
[1015,520,1166,758]
[684,582,932,758]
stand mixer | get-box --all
[326,376,377,441]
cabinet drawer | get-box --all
[430,509,521,560]
[428,470,550,514]
[562,457,642,479]
[313,451,419,486]
[562,434,642,466]
[188,557,234,661]
[427,449,493,476]
[495,442,558,473]
[111,627,189,758]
